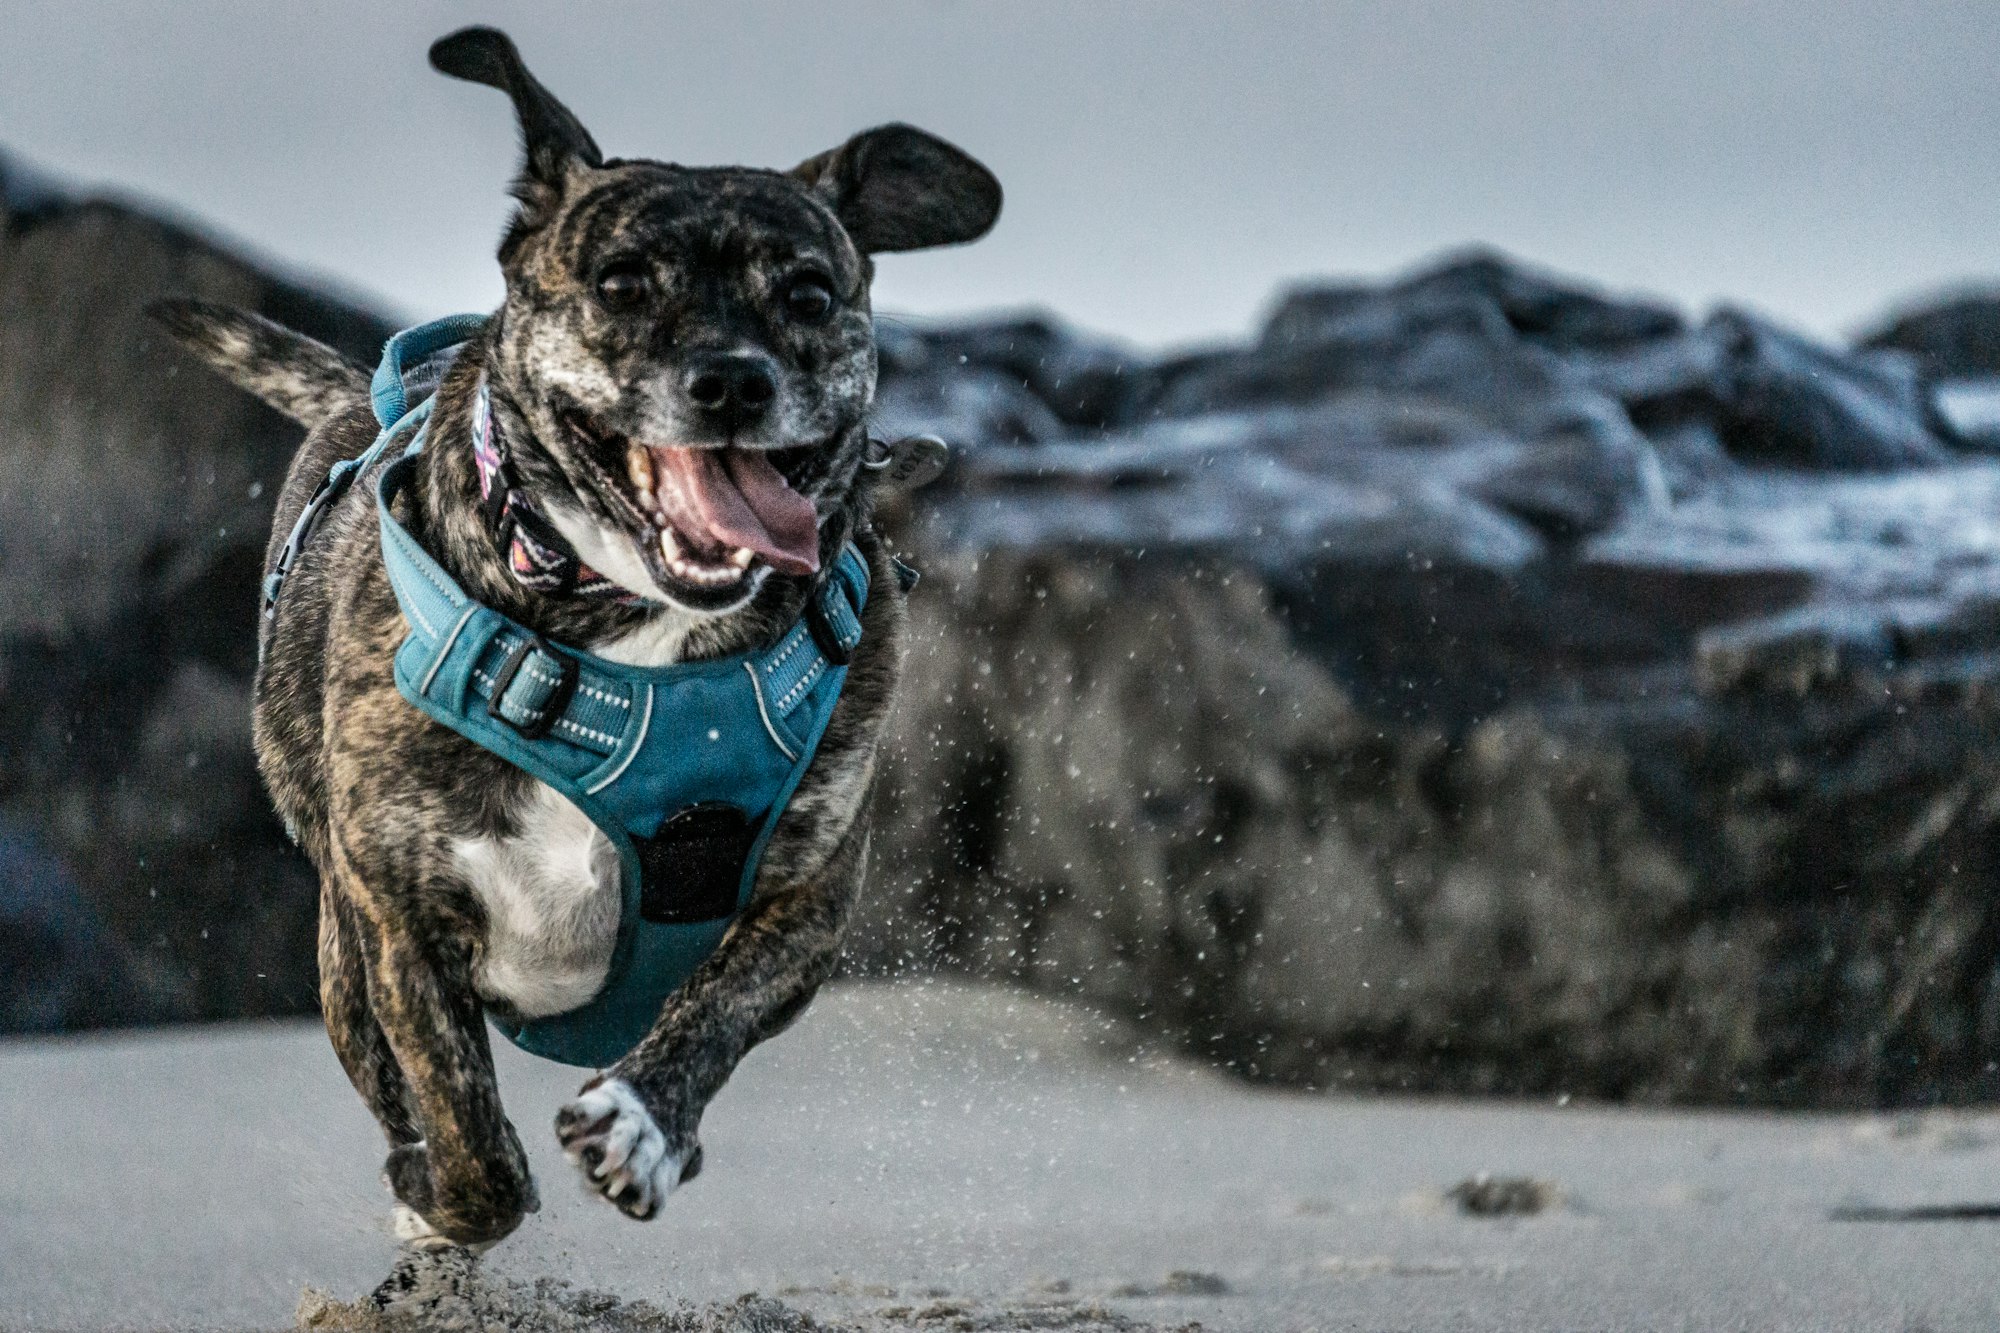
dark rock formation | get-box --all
[0,153,394,1026]
[0,815,145,1032]
[858,251,2000,1108]
[9,157,2000,1109]
[1862,286,2000,453]
[1863,285,2000,377]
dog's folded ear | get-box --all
[431,26,602,236]
[791,125,1001,255]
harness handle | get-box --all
[371,314,491,428]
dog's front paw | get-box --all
[381,1138,538,1249]
[554,1078,698,1219]
[391,1203,453,1251]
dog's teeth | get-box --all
[625,446,653,494]
[658,525,749,587]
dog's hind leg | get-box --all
[319,883,419,1147]
[321,884,460,1245]
[554,817,871,1219]
[329,849,538,1248]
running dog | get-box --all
[154,25,998,1247]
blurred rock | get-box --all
[876,313,1152,430]
[858,250,2000,1107]
[0,151,395,1025]
[1263,250,1684,355]
[1857,286,2000,454]
[0,817,146,1032]
[1862,286,2000,377]
[1702,308,1956,469]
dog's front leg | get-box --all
[338,852,538,1247]
[554,818,869,1219]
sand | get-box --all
[5,979,2000,1331]
[292,1243,1172,1333]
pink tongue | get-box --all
[649,446,821,575]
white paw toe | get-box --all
[391,1203,440,1244]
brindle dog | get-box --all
[151,25,998,1248]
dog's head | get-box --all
[431,26,999,612]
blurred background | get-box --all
[8,0,2000,1109]
[8,0,2000,344]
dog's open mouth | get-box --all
[564,412,821,599]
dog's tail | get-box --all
[148,299,370,430]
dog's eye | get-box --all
[595,265,650,311]
[784,276,835,323]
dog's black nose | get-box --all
[683,352,777,424]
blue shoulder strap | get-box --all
[260,315,490,625]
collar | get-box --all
[363,314,636,605]
[472,377,647,604]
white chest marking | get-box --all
[455,781,622,1018]
[544,500,680,609]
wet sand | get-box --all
[4,979,2000,1331]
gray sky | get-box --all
[3,1,1997,348]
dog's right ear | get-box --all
[430,27,602,240]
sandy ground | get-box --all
[4,980,2000,1332]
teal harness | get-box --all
[284,316,870,1068]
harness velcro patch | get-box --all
[635,804,755,924]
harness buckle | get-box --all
[486,632,579,739]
